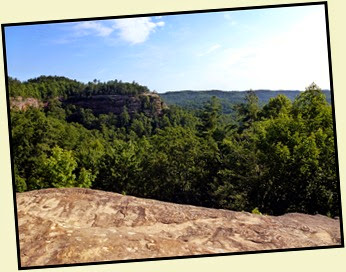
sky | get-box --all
[4,4,330,93]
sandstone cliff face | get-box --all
[16,188,341,267]
[64,93,167,116]
[10,92,167,117]
[10,96,45,111]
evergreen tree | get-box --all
[198,96,222,138]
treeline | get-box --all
[160,89,332,114]
[9,77,339,217]
[8,76,150,100]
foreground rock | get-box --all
[17,188,341,267]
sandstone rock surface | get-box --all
[10,96,45,111]
[16,188,341,267]
[64,93,166,116]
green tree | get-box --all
[119,106,130,128]
[37,146,95,189]
[143,126,219,206]
[234,90,260,131]
[260,94,292,119]
[42,146,77,188]
[253,84,337,215]
[94,139,146,195]
[198,96,222,138]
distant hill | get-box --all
[159,90,332,113]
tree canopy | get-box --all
[9,77,340,217]
[8,76,150,100]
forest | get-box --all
[8,76,340,217]
[160,89,332,114]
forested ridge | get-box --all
[8,76,339,217]
[160,89,331,114]
[8,76,150,99]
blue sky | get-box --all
[4,4,330,92]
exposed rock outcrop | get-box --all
[9,92,167,117]
[16,188,341,267]
[64,93,167,116]
[10,96,45,111]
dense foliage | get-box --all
[9,77,340,217]
[160,89,331,114]
[8,76,149,100]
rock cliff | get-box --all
[64,93,166,116]
[10,96,45,111]
[16,188,341,267]
[10,92,167,117]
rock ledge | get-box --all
[16,188,341,267]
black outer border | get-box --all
[1,1,344,270]
[1,23,22,269]
[324,1,344,247]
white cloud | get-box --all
[74,21,114,37]
[71,17,165,44]
[197,44,221,57]
[113,17,165,44]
